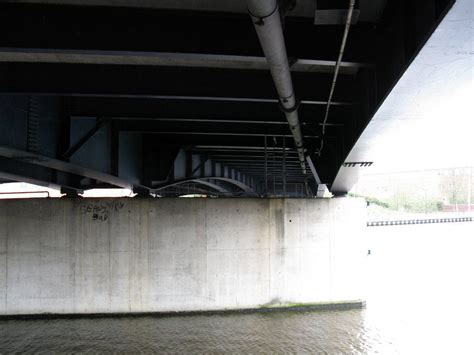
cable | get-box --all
[318,0,356,155]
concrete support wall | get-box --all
[0,198,366,315]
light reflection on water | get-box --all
[1,223,473,353]
[364,222,474,354]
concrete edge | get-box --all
[0,301,365,321]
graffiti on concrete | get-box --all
[79,201,124,221]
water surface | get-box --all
[1,222,473,353]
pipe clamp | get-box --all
[248,5,278,26]
[278,99,300,113]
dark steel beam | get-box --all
[100,116,343,127]
[208,156,300,161]
[0,156,81,191]
[123,131,321,139]
[169,136,290,148]
[191,145,295,151]
[64,97,352,124]
[0,145,148,190]
[305,155,321,185]
[213,159,304,164]
[0,0,349,19]
[0,63,354,103]
[114,120,329,138]
[0,48,370,75]
[0,3,376,63]
[61,117,110,159]
[221,167,303,172]
[70,94,351,106]
[223,168,304,172]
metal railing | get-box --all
[367,217,473,227]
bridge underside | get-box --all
[0,0,453,197]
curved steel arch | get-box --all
[201,176,256,194]
[153,177,258,196]
[188,179,231,195]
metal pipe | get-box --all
[283,136,286,196]
[264,135,268,196]
[247,0,307,174]
[319,0,356,154]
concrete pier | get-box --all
[0,197,366,316]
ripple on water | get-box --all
[0,309,396,353]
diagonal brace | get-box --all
[61,117,111,160]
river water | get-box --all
[1,222,473,353]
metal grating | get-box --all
[26,96,40,153]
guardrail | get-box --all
[367,217,473,227]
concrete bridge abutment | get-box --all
[0,197,366,316]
